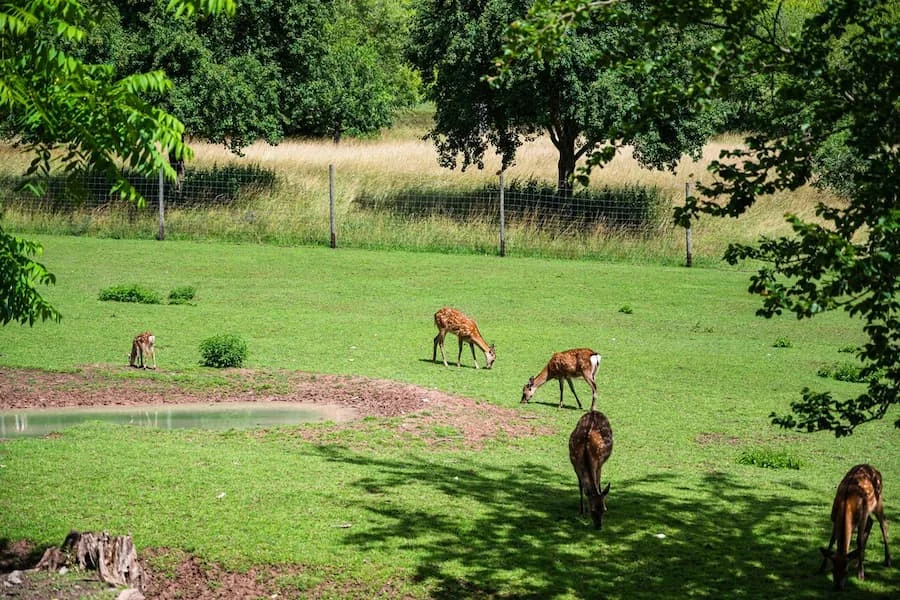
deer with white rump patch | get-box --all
[520,348,600,410]
[569,410,613,529]
[432,307,495,369]
[820,463,891,590]
[129,331,157,369]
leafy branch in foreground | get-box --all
[498,0,899,435]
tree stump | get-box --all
[35,530,142,589]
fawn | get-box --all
[569,410,613,529]
[521,348,600,410]
[129,332,157,369]
[432,307,496,369]
[820,464,891,590]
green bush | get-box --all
[618,305,633,314]
[199,334,248,368]
[837,344,859,354]
[772,336,792,348]
[737,447,801,470]
[168,286,196,305]
[98,284,162,304]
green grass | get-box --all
[0,235,898,598]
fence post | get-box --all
[157,167,165,241]
[499,170,506,257]
[329,164,337,249]
[684,182,692,267]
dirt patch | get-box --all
[0,366,550,599]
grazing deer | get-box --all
[521,348,600,410]
[432,307,496,369]
[129,332,157,369]
[820,464,891,590]
[569,410,613,529]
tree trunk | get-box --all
[36,530,143,589]
[556,142,576,198]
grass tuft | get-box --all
[737,447,801,470]
[98,283,162,304]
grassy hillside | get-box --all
[0,235,897,598]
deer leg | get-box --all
[557,379,565,408]
[566,378,583,409]
[456,337,465,368]
[820,530,837,573]
[469,342,480,369]
[433,332,448,366]
[857,518,870,580]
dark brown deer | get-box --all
[569,410,613,529]
[432,307,495,369]
[129,332,156,369]
[820,464,891,590]
[521,348,600,410]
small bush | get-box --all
[168,286,196,305]
[818,362,865,383]
[618,305,633,315]
[772,336,792,348]
[737,447,801,470]
[98,284,161,304]
[837,344,859,354]
[199,334,248,368]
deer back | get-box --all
[549,348,598,378]
[435,307,480,340]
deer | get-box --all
[432,307,496,369]
[520,348,601,410]
[819,464,891,590]
[129,331,157,370]
[569,410,613,529]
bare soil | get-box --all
[0,366,550,599]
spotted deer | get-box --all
[129,332,157,369]
[569,410,613,529]
[820,464,891,590]
[432,307,495,369]
[520,348,600,410]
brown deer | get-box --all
[520,348,600,410]
[432,307,496,369]
[129,332,156,369]
[569,410,613,529]
[820,464,891,590]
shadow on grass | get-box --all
[312,445,896,599]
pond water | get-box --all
[0,402,356,439]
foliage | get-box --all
[199,333,247,368]
[0,0,232,327]
[737,446,801,470]
[98,283,162,304]
[409,0,726,195]
[0,226,60,325]
[772,336,792,348]
[618,304,632,315]
[499,0,900,435]
[168,285,195,304]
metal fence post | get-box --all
[499,171,506,257]
[329,164,336,249]
[684,182,693,267]
[157,167,165,240]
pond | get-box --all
[0,402,356,439]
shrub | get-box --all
[618,305,633,314]
[772,336,792,348]
[168,286,196,305]
[818,361,885,384]
[737,447,801,470]
[98,284,161,304]
[199,334,248,368]
[837,344,859,354]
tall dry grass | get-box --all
[1,106,839,263]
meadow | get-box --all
[0,234,898,598]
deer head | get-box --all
[589,482,611,529]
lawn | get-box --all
[0,234,898,598]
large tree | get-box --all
[501,0,899,435]
[408,0,726,195]
[0,0,234,326]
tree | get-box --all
[0,0,234,326]
[501,0,900,435]
[408,0,725,195]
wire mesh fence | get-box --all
[0,164,690,263]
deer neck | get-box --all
[532,367,551,389]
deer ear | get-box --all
[847,548,860,560]
[820,548,833,560]
[601,482,611,496]
[528,376,535,385]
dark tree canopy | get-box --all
[409,0,726,195]
[502,0,900,435]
